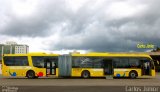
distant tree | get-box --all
[151,47,160,52]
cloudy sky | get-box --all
[0,0,160,53]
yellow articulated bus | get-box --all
[2,52,155,79]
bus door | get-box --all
[45,59,56,75]
[141,59,151,76]
[103,59,113,75]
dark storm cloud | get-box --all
[0,0,160,52]
[1,18,50,37]
[50,0,160,52]
[0,0,71,37]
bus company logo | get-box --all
[2,86,18,92]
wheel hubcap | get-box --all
[83,72,89,78]
[131,73,135,77]
[28,73,33,78]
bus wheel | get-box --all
[81,70,90,78]
[129,71,138,79]
[26,70,35,79]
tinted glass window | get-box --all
[4,56,29,66]
[80,57,93,68]
[32,57,44,68]
[32,56,58,68]
[72,57,103,68]
[120,58,129,68]
[129,58,141,68]
[113,58,129,68]
[93,58,103,68]
[113,57,147,68]
[72,57,81,68]
[72,57,92,68]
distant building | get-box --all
[0,41,29,60]
[6,41,17,45]
[15,45,29,54]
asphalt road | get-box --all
[0,73,160,86]
[0,73,160,92]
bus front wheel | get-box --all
[81,70,90,78]
[26,70,35,79]
[129,71,138,79]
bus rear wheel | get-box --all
[81,70,90,78]
[26,70,35,79]
[129,71,138,79]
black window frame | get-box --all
[31,56,58,68]
[72,57,104,68]
[113,58,129,68]
[3,56,29,66]
[113,57,151,68]
[128,58,141,68]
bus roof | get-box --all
[72,52,151,58]
[3,52,151,58]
